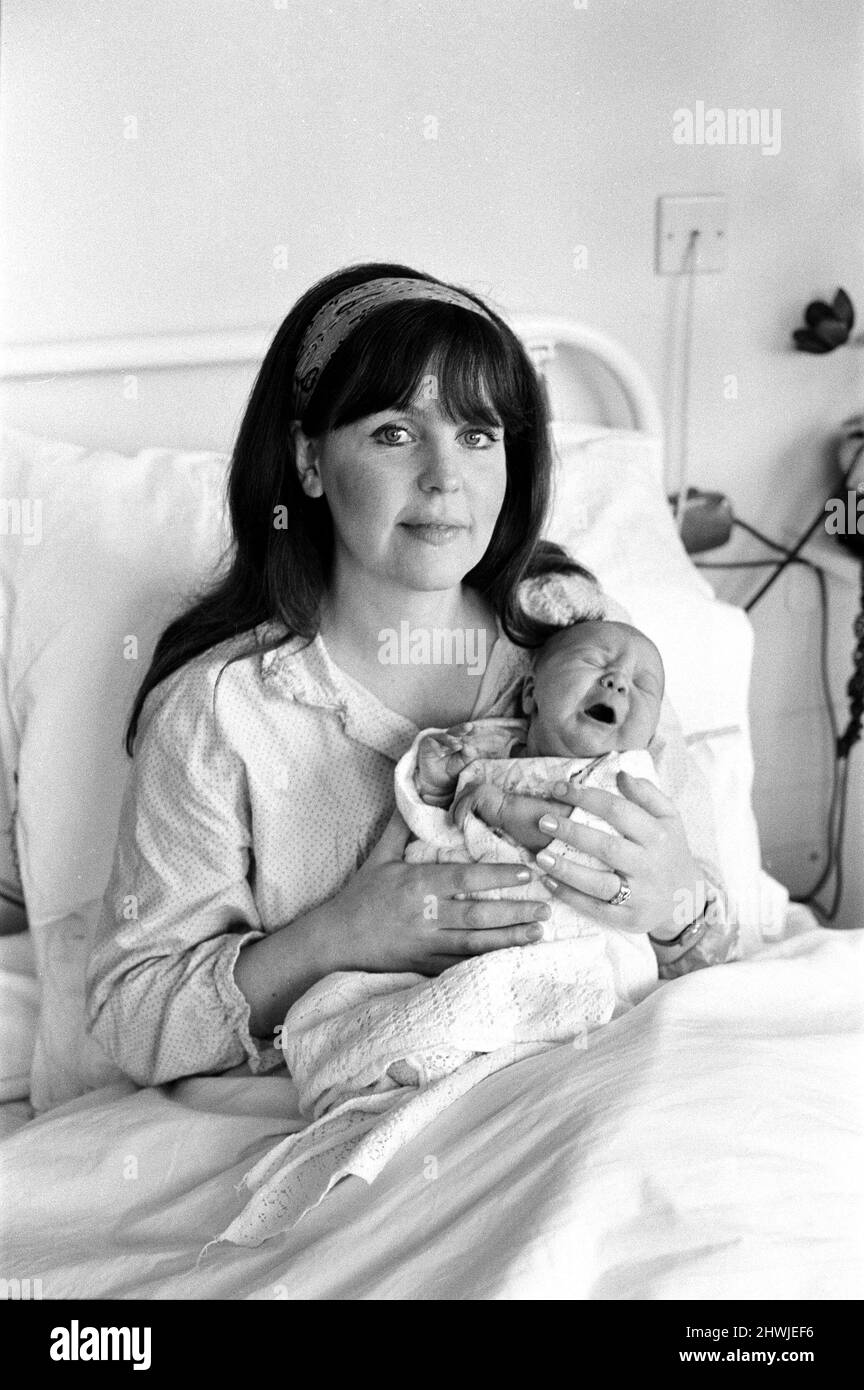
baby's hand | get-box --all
[445,721,524,765]
[415,728,475,804]
[452,779,509,834]
[415,723,524,805]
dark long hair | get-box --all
[125,261,589,753]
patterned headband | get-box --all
[291,275,496,417]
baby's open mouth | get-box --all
[583,701,617,726]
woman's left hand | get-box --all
[495,771,706,938]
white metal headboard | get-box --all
[0,315,663,437]
[512,316,663,438]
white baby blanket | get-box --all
[397,722,658,1008]
[212,730,659,1249]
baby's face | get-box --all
[522,621,665,757]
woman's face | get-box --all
[295,384,508,593]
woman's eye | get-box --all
[375,426,413,446]
[461,429,499,448]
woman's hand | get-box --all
[314,809,553,974]
[235,809,552,1038]
[492,772,706,938]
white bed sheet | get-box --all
[0,914,861,1301]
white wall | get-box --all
[2,0,862,923]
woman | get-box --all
[85,262,736,1088]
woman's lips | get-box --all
[400,522,467,546]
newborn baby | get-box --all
[407,619,666,988]
[214,620,669,1247]
[415,616,664,829]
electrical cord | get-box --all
[700,506,860,922]
[740,437,864,613]
[696,559,798,569]
[813,563,864,916]
[672,230,700,528]
[733,516,792,553]
[837,560,864,758]
[728,526,840,749]
[697,551,839,895]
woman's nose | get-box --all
[417,440,462,493]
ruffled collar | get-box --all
[255,571,604,758]
[257,617,531,760]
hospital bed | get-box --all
[0,315,860,1298]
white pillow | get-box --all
[0,930,38,1103]
[0,427,231,1108]
[544,426,787,945]
[0,423,783,1109]
[547,424,714,602]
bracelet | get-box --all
[648,891,714,952]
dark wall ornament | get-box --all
[793,288,855,353]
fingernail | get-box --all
[552,781,569,799]
[536,850,555,869]
[535,903,551,920]
[542,876,559,892]
[515,867,532,882]
[539,814,558,834]
[527,926,544,943]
